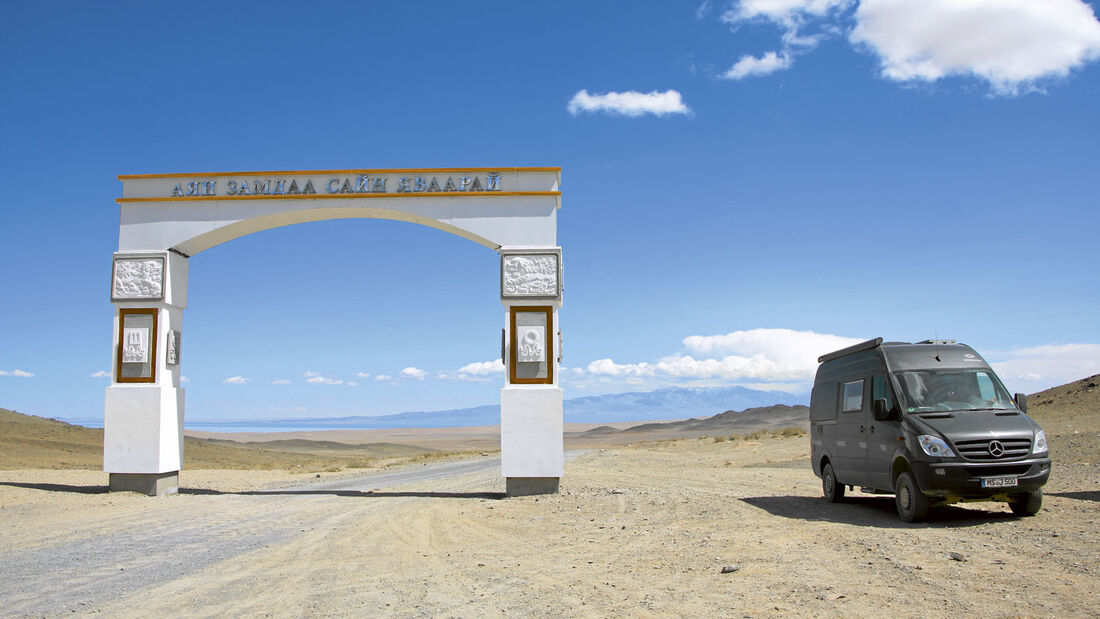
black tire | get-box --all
[894,471,928,523]
[822,462,845,503]
[1009,489,1043,516]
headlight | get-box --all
[1033,430,1048,455]
[918,435,956,458]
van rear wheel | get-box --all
[894,471,928,523]
[822,462,845,503]
[1009,489,1042,516]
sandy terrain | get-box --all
[2,431,1097,618]
[1,376,1096,617]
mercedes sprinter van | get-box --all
[810,338,1051,522]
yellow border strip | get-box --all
[118,167,561,180]
[116,191,561,203]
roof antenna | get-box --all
[934,331,941,362]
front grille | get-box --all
[954,438,1031,460]
[964,464,1032,477]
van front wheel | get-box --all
[1009,489,1042,516]
[822,462,845,503]
[894,471,928,523]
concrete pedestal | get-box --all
[109,472,179,496]
[506,477,560,497]
[501,387,563,481]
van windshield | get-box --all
[894,369,1016,413]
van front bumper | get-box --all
[910,457,1051,498]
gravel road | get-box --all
[0,453,588,617]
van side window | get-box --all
[842,379,864,413]
[871,375,894,411]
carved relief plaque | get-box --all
[501,251,561,299]
[517,326,545,363]
[112,256,165,301]
[509,306,553,384]
[122,328,149,363]
[166,330,181,366]
[116,308,157,383]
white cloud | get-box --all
[400,367,427,380]
[356,372,371,378]
[440,359,506,382]
[722,51,792,79]
[574,328,864,390]
[306,375,344,385]
[222,376,250,384]
[346,381,359,387]
[272,379,291,385]
[90,370,111,378]
[585,358,655,377]
[989,343,1100,394]
[0,369,34,377]
[696,0,713,20]
[375,374,393,382]
[726,0,853,24]
[850,0,1100,94]
[460,359,505,376]
[567,89,691,118]
[683,328,862,365]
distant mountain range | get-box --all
[175,385,807,431]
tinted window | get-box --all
[842,380,864,413]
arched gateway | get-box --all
[105,167,564,497]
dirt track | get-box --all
[1,436,1097,618]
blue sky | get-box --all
[2,1,1098,422]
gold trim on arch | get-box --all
[118,167,561,180]
[116,190,561,204]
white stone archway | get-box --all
[105,168,564,496]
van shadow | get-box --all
[741,495,1018,528]
[1048,490,1100,503]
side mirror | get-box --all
[873,398,894,421]
[1014,393,1027,414]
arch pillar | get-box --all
[104,251,188,496]
[499,248,564,496]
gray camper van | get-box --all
[810,338,1051,522]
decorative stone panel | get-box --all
[112,255,165,301]
[501,249,561,300]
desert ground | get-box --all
[0,377,1096,617]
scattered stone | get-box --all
[315,474,321,478]
[721,565,740,574]
[611,489,624,494]
[950,552,967,562]
[827,594,846,601]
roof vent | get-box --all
[917,339,956,345]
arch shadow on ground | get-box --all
[740,495,1021,529]
[181,488,505,499]
[0,482,503,500]
[0,482,109,494]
